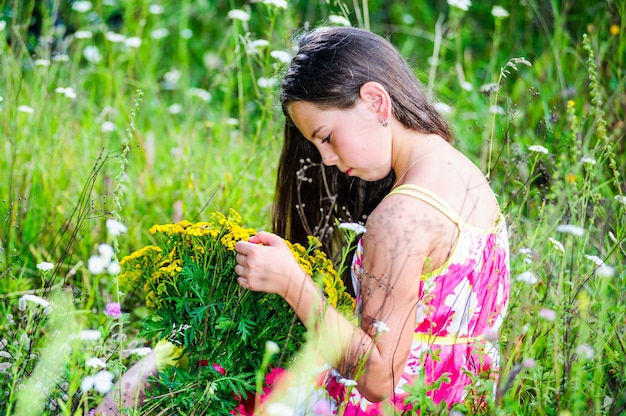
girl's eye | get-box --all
[321,135,331,144]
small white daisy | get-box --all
[528,144,549,155]
[491,6,509,18]
[227,9,250,22]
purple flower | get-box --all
[105,302,122,318]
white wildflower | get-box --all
[74,30,93,39]
[402,14,415,25]
[98,243,115,262]
[72,1,93,13]
[246,39,270,54]
[491,6,509,18]
[460,81,473,91]
[575,343,594,360]
[88,255,107,274]
[479,82,499,95]
[150,28,169,40]
[180,28,193,39]
[270,50,291,64]
[548,237,565,253]
[519,248,533,263]
[130,347,152,356]
[0,351,11,359]
[448,0,471,11]
[83,45,102,63]
[433,102,453,114]
[528,144,549,154]
[107,261,121,275]
[585,254,604,266]
[125,36,141,48]
[17,105,34,113]
[556,224,584,236]
[35,59,51,67]
[36,262,55,272]
[0,362,11,372]
[580,156,596,166]
[503,57,532,75]
[373,320,390,334]
[338,222,367,235]
[328,15,351,26]
[603,397,615,410]
[55,87,77,99]
[19,294,51,312]
[596,264,615,278]
[86,357,107,368]
[489,105,505,114]
[75,330,101,341]
[148,4,164,14]
[227,9,250,22]
[516,271,538,284]
[227,118,239,126]
[105,31,126,43]
[188,87,212,102]
[162,68,181,90]
[265,341,279,355]
[101,121,116,132]
[168,103,183,114]
[521,358,536,368]
[81,370,114,394]
[257,77,277,89]
[106,218,127,236]
[259,0,288,9]
[615,195,626,205]
[52,54,70,62]
[0,21,6,31]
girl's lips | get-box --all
[345,168,353,176]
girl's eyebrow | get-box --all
[310,126,323,140]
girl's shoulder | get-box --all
[364,189,450,248]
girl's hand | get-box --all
[234,231,305,297]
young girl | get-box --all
[233,26,510,414]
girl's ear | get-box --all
[359,81,392,122]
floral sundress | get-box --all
[323,183,511,414]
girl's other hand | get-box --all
[234,232,305,297]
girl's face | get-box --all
[288,100,392,181]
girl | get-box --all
[234,26,510,414]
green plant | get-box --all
[117,210,354,414]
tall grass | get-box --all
[0,0,624,414]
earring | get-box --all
[381,118,388,127]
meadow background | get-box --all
[0,0,624,414]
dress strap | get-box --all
[386,184,463,226]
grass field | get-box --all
[0,0,624,414]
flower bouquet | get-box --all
[118,210,355,414]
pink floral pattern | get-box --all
[324,210,511,414]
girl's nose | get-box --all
[320,149,338,166]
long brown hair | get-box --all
[273,26,452,258]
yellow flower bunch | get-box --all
[118,210,355,317]
[285,236,355,317]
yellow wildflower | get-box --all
[610,24,619,36]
